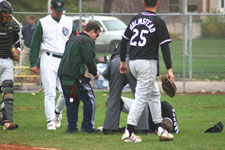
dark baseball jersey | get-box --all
[122,11,171,61]
[148,101,179,133]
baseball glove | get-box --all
[12,47,20,61]
[160,76,177,97]
[3,120,19,130]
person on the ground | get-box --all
[120,97,179,134]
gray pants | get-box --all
[128,60,162,126]
[0,58,14,122]
[103,57,149,130]
[121,97,149,130]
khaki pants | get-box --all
[21,45,30,66]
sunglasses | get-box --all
[95,32,99,38]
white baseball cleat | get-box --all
[47,121,56,130]
[97,126,103,132]
[157,127,174,141]
[55,113,61,128]
[121,129,142,143]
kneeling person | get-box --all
[121,97,179,134]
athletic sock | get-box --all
[127,124,135,137]
[55,110,60,115]
[155,123,163,129]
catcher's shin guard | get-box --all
[2,80,14,122]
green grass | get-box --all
[1,91,225,150]
[159,39,225,80]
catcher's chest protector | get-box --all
[0,24,14,58]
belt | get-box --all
[0,56,9,59]
[46,52,62,59]
[114,55,120,58]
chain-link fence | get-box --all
[8,0,225,92]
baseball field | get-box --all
[0,91,225,150]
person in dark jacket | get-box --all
[21,15,36,66]
[58,22,101,133]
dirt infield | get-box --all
[0,144,61,150]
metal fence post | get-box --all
[48,0,51,13]
[79,0,82,32]
[182,0,187,92]
[189,15,193,80]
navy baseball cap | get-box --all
[205,121,224,133]
[51,0,65,12]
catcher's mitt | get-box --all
[12,47,20,61]
[3,120,19,130]
[160,76,177,97]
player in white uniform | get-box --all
[30,0,76,130]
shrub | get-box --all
[201,16,225,38]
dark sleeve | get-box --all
[30,21,43,67]
[156,19,172,46]
[13,33,20,49]
[81,42,97,76]
[161,101,179,133]
[161,43,172,70]
[120,17,135,62]
[12,23,20,49]
[120,37,129,62]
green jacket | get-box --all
[58,32,97,94]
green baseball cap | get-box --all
[51,0,65,12]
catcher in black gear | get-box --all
[0,0,20,130]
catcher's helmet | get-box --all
[0,0,13,23]
[0,0,13,14]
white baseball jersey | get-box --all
[40,15,73,54]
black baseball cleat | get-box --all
[66,129,78,134]
[102,129,116,134]
[3,120,19,130]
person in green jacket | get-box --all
[58,22,101,133]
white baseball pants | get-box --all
[40,52,65,122]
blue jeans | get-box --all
[61,77,96,132]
